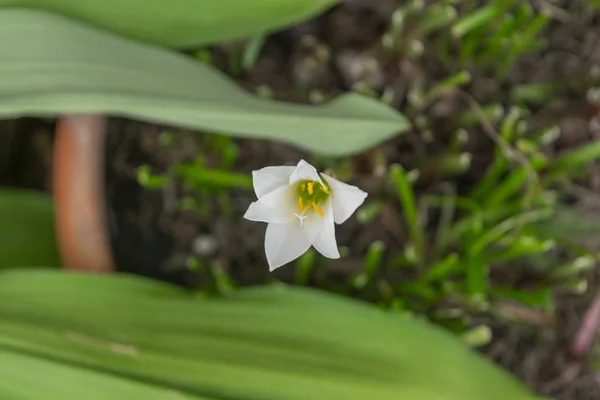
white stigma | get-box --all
[294,212,308,226]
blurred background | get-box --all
[1,0,600,399]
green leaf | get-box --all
[242,34,267,70]
[0,349,210,400]
[492,286,554,312]
[531,208,600,239]
[390,164,424,265]
[451,3,502,38]
[546,140,600,179]
[0,269,540,400]
[421,253,460,283]
[0,0,338,48]
[0,9,409,157]
[175,164,253,190]
[0,189,60,269]
[468,208,554,255]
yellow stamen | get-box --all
[312,202,324,216]
[301,183,306,191]
[321,184,330,194]
[307,182,314,195]
[297,196,304,212]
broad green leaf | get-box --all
[0,9,408,157]
[0,269,542,400]
[0,0,337,48]
[0,189,60,268]
[0,349,210,400]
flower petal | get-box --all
[302,199,340,259]
[244,185,293,224]
[289,159,324,187]
[265,222,311,271]
[252,166,296,198]
[322,174,368,224]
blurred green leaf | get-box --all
[137,165,169,189]
[483,155,546,208]
[175,164,253,191]
[532,209,600,239]
[465,252,487,297]
[456,104,504,127]
[242,34,267,70]
[0,269,541,400]
[470,157,509,202]
[418,153,472,179]
[452,3,502,38]
[486,234,555,262]
[550,255,595,279]
[492,286,554,312]
[356,200,383,224]
[415,3,457,37]
[353,241,385,289]
[469,208,554,255]
[423,70,471,102]
[444,202,525,246]
[390,164,424,265]
[295,249,317,285]
[0,189,60,269]
[0,348,209,400]
[0,9,409,157]
[546,141,600,179]
[460,325,492,348]
[421,253,460,283]
[0,0,338,48]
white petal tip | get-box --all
[242,202,257,221]
[268,264,281,272]
[268,258,289,272]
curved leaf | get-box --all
[0,270,541,400]
[0,349,210,400]
[0,0,338,48]
[0,189,60,268]
[0,9,409,157]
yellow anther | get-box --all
[312,202,324,216]
[301,183,306,191]
[307,182,314,195]
[297,196,304,212]
[321,184,330,194]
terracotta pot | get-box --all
[53,115,115,273]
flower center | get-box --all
[295,178,331,217]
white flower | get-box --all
[244,159,368,271]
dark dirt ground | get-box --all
[2,1,600,399]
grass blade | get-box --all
[546,141,600,180]
[390,164,424,265]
